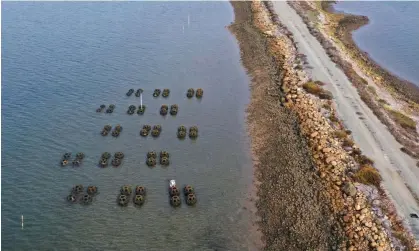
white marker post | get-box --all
[21,215,24,229]
[188,14,190,28]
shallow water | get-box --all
[334,1,419,86]
[1,2,254,250]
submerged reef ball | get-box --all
[189,126,198,133]
[137,105,146,115]
[76,152,85,160]
[170,108,178,116]
[114,152,124,159]
[63,153,72,160]
[134,195,145,206]
[87,186,98,195]
[183,185,194,196]
[140,129,149,137]
[114,125,123,132]
[81,194,93,205]
[120,185,132,196]
[178,126,187,132]
[186,193,197,205]
[151,129,160,137]
[160,157,170,166]
[100,104,106,109]
[106,108,113,113]
[102,152,112,159]
[169,187,180,197]
[129,105,136,110]
[160,108,168,116]
[96,108,102,113]
[170,104,178,110]
[161,105,169,110]
[153,125,162,132]
[112,158,121,167]
[189,130,198,139]
[112,130,120,137]
[146,158,157,167]
[170,195,181,207]
[126,89,134,96]
[104,125,112,131]
[186,88,195,98]
[135,89,143,97]
[61,159,69,166]
[99,158,108,168]
[135,186,146,196]
[72,159,81,167]
[143,125,151,131]
[160,151,169,158]
[127,109,135,115]
[67,194,77,203]
[147,151,157,159]
[153,89,161,97]
[118,194,129,206]
[177,130,186,139]
[196,88,203,98]
[109,104,115,109]
[72,185,84,194]
[162,89,170,98]
[101,130,109,136]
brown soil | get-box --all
[229,2,345,250]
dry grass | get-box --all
[354,165,382,187]
[342,138,354,147]
[303,81,323,95]
[358,155,375,165]
[330,114,339,122]
[384,107,417,131]
[333,130,347,139]
[392,231,416,251]
[367,85,377,96]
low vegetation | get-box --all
[303,81,333,100]
[354,165,382,187]
[333,130,347,139]
[384,106,417,131]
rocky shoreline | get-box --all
[229,1,418,250]
[287,1,419,164]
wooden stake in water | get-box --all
[140,93,143,107]
[188,14,190,28]
[21,215,24,229]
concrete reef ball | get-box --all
[177,130,186,139]
[101,130,109,136]
[120,185,132,196]
[67,194,77,202]
[153,89,161,97]
[170,105,178,116]
[151,129,160,137]
[72,159,82,167]
[153,125,162,132]
[196,88,203,98]
[135,186,146,195]
[162,89,170,98]
[140,129,149,137]
[61,159,69,166]
[169,186,180,197]
[118,194,129,207]
[134,195,145,206]
[170,195,181,207]
[178,126,187,132]
[63,152,72,160]
[135,88,143,97]
[114,125,123,132]
[129,105,136,110]
[72,185,84,194]
[112,158,121,167]
[160,108,168,116]
[104,125,112,132]
[100,105,106,109]
[126,89,134,96]
[186,193,197,206]
[183,185,194,196]
[114,152,124,159]
[146,157,157,167]
[109,104,115,109]
[137,105,146,115]
[189,126,198,133]
[87,186,98,195]
[160,151,170,158]
[143,125,151,131]
[76,152,85,160]
[96,108,102,113]
[160,157,170,166]
[112,130,120,137]
[102,152,111,159]
[186,88,195,98]
[99,158,108,168]
[189,130,198,139]
[147,151,157,159]
[170,104,178,110]
[81,194,93,205]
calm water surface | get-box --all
[2,2,254,250]
[334,1,419,85]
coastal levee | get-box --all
[230,0,419,250]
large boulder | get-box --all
[343,182,357,197]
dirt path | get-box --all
[272,1,419,238]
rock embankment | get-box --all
[250,0,419,250]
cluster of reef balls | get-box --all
[177,126,198,139]
[118,185,147,207]
[127,105,146,115]
[146,151,170,167]
[140,125,161,138]
[67,185,98,205]
[126,89,134,96]
[153,89,170,98]
[169,184,197,207]
[99,104,115,114]
[100,124,123,137]
[126,88,143,97]
[61,152,85,167]
[186,88,203,99]
[98,152,124,168]
[160,104,178,116]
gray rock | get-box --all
[343,182,357,197]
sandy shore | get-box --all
[229,0,419,250]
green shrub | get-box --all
[354,165,382,187]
